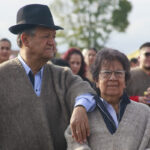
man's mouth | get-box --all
[46,47,53,51]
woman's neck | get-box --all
[102,95,120,113]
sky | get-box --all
[0,0,150,55]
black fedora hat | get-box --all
[9,4,63,34]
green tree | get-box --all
[51,0,132,50]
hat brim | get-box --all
[9,24,63,34]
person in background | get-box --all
[62,47,92,84]
[0,4,96,150]
[126,42,150,105]
[82,48,97,82]
[129,57,139,68]
[65,48,150,150]
[0,38,11,63]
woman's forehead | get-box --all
[101,59,123,68]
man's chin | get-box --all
[42,55,54,62]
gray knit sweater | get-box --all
[0,58,95,150]
[65,101,150,150]
[126,67,150,96]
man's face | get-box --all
[139,47,150,70]
[26,26,56,62]
[0,41,11,63]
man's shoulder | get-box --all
[130,67,142,74]
[130,67,146,78]
[46,60,71,73]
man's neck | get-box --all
[20,52,46,75]
[140,66,150,75]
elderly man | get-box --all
[0,38,11,63]
[0,4,95,150]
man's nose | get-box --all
[48,38,55,45]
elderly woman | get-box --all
[65,48,150,150]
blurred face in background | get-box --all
[139,47,150,70]
[85,49,96,66]
[0,41,11,63]
[69,53,82,75]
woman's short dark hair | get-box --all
[62,47,86,78]
[91,48,130,83]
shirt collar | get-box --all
[101,98,110,108]
[95,92,131,122]
[100,92,131,111]
[17,54,44,77]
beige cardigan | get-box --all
[65,101,150,150]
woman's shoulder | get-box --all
[129,100,150,114]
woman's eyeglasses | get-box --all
[99,70,125,79]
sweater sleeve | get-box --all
[64,126,91,150]
[129,96,139,102]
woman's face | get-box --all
[69,53,82,75]
[85,50,96,66]
[0,41,11,63]
[96,60,126,101]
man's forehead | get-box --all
[141,47,150,53]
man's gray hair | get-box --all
[17,27,36,48]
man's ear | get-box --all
[21,33,30,47]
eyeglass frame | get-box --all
[99,70,126,79]
[144,52,150,57]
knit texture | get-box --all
[126,67,150,96]
[65,101,150,150]
[0,58,95,150]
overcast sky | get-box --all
[106,0,150,55]
[0,0,150,55]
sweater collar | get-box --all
[94,92,130,134]
[18,55,44,77]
